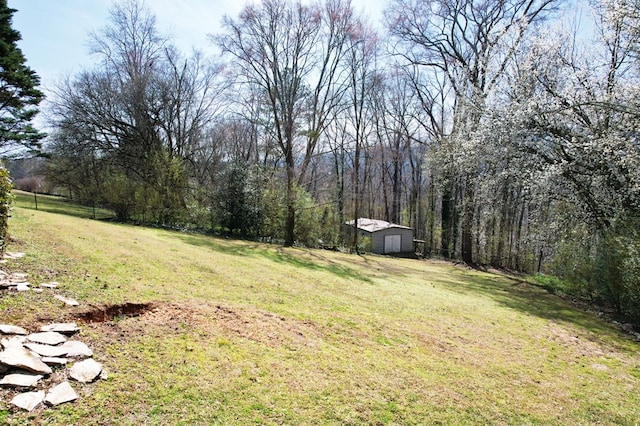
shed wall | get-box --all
[371,228,414,254]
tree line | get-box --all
[11,0,640,320]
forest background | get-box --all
[4,0,640,323]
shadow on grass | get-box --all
[175,233,373,283]
[13,190,115,220]
[439,269,638,351]
[15,188,371,284]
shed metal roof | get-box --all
[345,218,413,233]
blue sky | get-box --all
[10,0,386,93]
[9,0,594,120]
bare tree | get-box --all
[214,0,354,246]
[50,0,223,224]
[344,17,378,251]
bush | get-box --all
[317,205,342,248]
[0,166,14,255]
[13,175,44,192]
[532,274,572,295]
[101,173,137,221]
[357,235,372,254]
[601,221,640,321]
[214,162,263,237]
[293,188,321,248]
[549,218,640,324]
[258,176,286,242]
[548,239,595,299]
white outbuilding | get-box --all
[344,218,414,254]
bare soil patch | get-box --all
[74,302,156,323]
[211,304,323,347]
[72,301,323,348]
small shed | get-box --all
[344,218,414,254]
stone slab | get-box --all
[0,372,43,388]
[40,322,79,334]
[11,390,45,411]
[24,343,69,358]
[44,381,77,406]
[60,340,93,358]
[9,273,29,282]
[42,356,69,366]
[53,294,80,306]
[16,282,30,291]
[27,331,67,345]
[0,347,53,374]
[1,335,27,350]
[40,282,59,289]
[69,358,103,383]
[4,252,25,259]
[0,324,28,335]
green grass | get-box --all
[12,190,115,220]
[1,193,639,424]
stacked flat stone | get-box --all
[0,263,78,304]
[0,271,31,292]
[0,322,105,412]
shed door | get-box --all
[384,235,401,253]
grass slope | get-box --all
[1,193,639,425]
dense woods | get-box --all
[13,0,640,320]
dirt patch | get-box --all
[211,304,323,347]
[74,302,156,323]
[74,301,324,348]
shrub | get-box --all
[549,218,640,324]
[101,173,137,221]
[549,238,595,299]
[532,273,572,295]
[602,221,640,321]
[13,175,44,192]
[0,166,14,255]
[294,188,320,248]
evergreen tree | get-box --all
[0,0,45,156]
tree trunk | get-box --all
[391,148,402,224]
[352,138,361,252]
[284,149,296,247]
[494,183,510,268]
[441,182,454,258]
[461,177,474,265]
[428,177,436,255]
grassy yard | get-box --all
[1,193,639,425]
[12,190,115,220]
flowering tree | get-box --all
[387,0,560,263]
